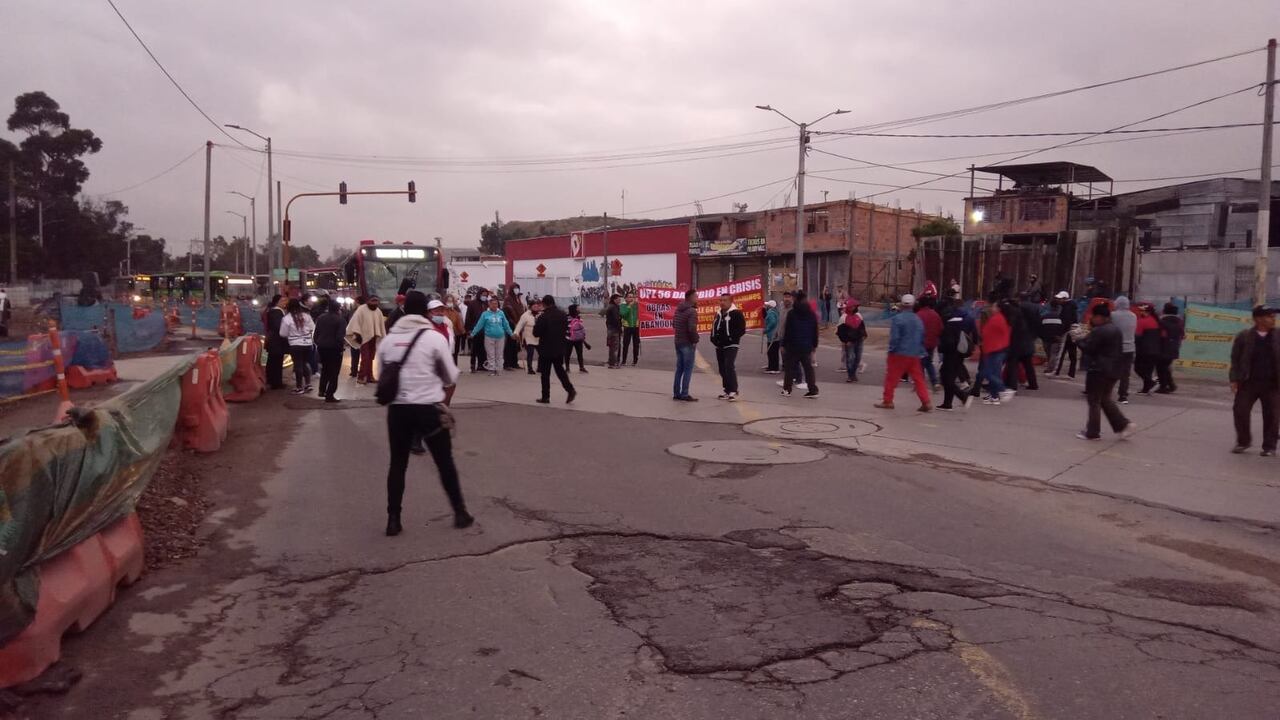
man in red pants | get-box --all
[876,294,932,412]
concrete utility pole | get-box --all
[755,105,849,291]
[602,212,610,296]
[225,125,273,272]
[7,160,15,283]
[203,141,212,303]
[276,180,282,270]
[1256,37,1277,308]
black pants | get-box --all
[1234,380,1280,451]
[569,340,586,370]
[525,344,537,373]
[1084,372,1129,438]
[386,404,464,516]
[504,336,520,369]
[716,346,739,394]
[939,352,966,408]
[289,346,312,388]
[1156,358,1176,391]
[1117,352,1134,400]
[1055,337,1079,377]
[539,350,575,400]
[266,350,286,389]
[1134,354,1158,392]
[622,327,640,364]
[782,349,816,392]
[1004,351,1037,390]
[348,345,361,378]
[470,334,487,371]
[453,334,465,363]
[766,341,781,371]
[607,330,622,367]
[318,347,343,399]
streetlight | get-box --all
[755,104,849,290]
[225,210,247,274]
[224,124,274,270]
[228,190,256,276]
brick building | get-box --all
[689,199,935,302]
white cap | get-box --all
[1055,291,1070,299]
[427,299,445,310]
[901,293,916,306]
[765,300,777,308]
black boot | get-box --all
[454,510,475,529]
[386,512,403,536]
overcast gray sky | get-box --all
[4,1,1278,260]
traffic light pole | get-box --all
[281,186,417,292]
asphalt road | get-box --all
[24,337,1280,719]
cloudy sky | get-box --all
[4,1,1278,261]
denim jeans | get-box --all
[921,349,938,385]
[843,339,864,379]
[673,344,695,398]
[971,350,1007,398]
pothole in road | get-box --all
[667,440,826,465]
[743,417,879,441]
[565,532,1007,682]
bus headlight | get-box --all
[131,294,142,303]
[251,299,260,307]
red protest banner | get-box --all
[638,275,764,339]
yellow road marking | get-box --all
[953,640,1040,720]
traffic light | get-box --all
[407,180,416,203]
[339,181,348,205]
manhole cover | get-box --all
[668,440,825,465]
[743,417,878,440]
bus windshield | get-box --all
[360,246,438,300]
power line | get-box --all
[620,176,794,218]
[94,144,204,195]
[806,175,972,194]
[809,147,956,178]
[1112,163,1280,184]
[813,122,1263,139]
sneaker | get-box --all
[1263,450,1276,457]
[717,393,731,400]
[324,396,340,403]
[766,370,782,375]
[680,395,699,402]
[1153,388,1173,394]
[935,405,953,411]
[727,393,739,402]
[453,512,475,529]
[292,387,306,394]
[804,390,819,399]
[1231,445,1249,454]
[917,404,932,413]
[779,389,792,397]
[983,397,1001,406]
[304,384,313,393]
[1119,399,1130,405]
[1076,432,1100,441]
[874,401,894,409]
[998,390,1015,402]
[1137,389,1152,396]
[536,398,550,404]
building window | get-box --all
[1019,198,1055,221]
[806,212,829,234]
[971,199,1004,223]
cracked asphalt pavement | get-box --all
[22,379,1280,719]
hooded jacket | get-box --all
[764,306,779,342]
[279,311,315,347]
[1112,296,1137,353]
[782,304,818,352]
[916,306,942,351]
[374,314,459,405]
[673,300,699,347]
[1229,327,1280,384]
[314,310,347,350]
[1135,312,1162,357]
[1079,320,1124,380]
[980,309,1011,354]
[533,304,569,356]
[1159,314,1185,360]
[711,305,746,348]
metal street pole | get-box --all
[755,105,849,291]
[7,160,15,283]
[225,125,274,273]
[225,210,246,273]
[125,235,132,276]
[203,141,212,303]
[276,180,283,270]
[602,211,610,297]
[228,190,255,275]
[1256,37,1277,308]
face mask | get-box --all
[431,315,448,325]
[480,295,489,302]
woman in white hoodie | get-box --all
[279,298,316,394]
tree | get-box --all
[130,234,169,272]
[911,216,961,239]
[324,245,353,264]
[291,244,321,269]
[479,220,504,255]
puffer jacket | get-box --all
[673,301,699,346]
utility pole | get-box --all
[1256,37,1277,308]
[250,196,256,276]
[795,121,807,289]
[7,160,15,283]
[276,180,282,270]
[125,235,132,277]
[602,212,610,296]
[265,136,273,270]
[203,141,212,303]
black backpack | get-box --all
[375,330,427,406]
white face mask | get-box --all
[431,315,448,325]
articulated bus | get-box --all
[338,240,448,304]
[147,272,256,303]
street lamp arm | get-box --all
[755,104,800,127]
[224,124,269,144]
[227,190,254,201]
[807,109,851,127]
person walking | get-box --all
[533,295,576,404]
[280,298,316,394]
[1051,292,1080,378]
[566,304,589,372]
[837,299,867,382]
[1040,292,1067,375]
[513,299,542,375]
[0,286,10,337]
[1075,304,1133,441]
[464,292,488,373]
[502,285,525,370]
[346,296,364,378]
[762,300,782,373]
[1002,297,1038,392]
[1155,303,1184,393]
[314,300,346,403]
[605,293,624,368]
[820,286,833,325]
[345,296,386,385]
[1024,274,1043,303]
[781,290,819,398]
[1133,303,1162,395]
[970,304,1014,405]
[876,294,931,411]
[470,296,515,375]
[443,294,465,363]
[916,295,943,389]
[264,294,288,390]
[936,304,975,410]
[620,292,641,365]
[672,289,700,401]
[1229,306,1280,456]
[711,293,746,401]
[377,291,472,536]
[1112,296,1137,404]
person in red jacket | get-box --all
[916,296,944,389]
[969,304,1014,405]
[1133,303,1162,394]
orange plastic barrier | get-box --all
[217,303,243,339]
[174,350,229,453]
[0,513,144,687]
[65,365,118,390]
[225,335,265,402]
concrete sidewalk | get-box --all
[448,345,1279,529]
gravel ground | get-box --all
[134,451,211,571]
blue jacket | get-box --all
[470,309,513,339]
[888,310,925,356]
[764,307,779,342]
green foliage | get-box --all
[478,215,646,255]
[911,216,961,239]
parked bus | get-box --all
[147,271,255,302]
[339,240,447,304]
[112,274,153,302]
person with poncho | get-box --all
[346,296,387,384]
